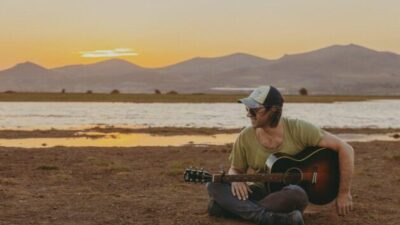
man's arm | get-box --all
[228,166,253,200]
[317,131,354,216]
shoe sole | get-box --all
[290,210,305,225]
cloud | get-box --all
[80,48,139,58]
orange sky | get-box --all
[0,0,399,70]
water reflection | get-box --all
[0,132,237,148]
[336,133,399,142]
[0,132,398,148]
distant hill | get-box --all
[156,53,270,76]
[1,62,57,79]
[0,44,399,94]
[209,44,400,94]
[53,58,145,77]
[0,62,66,92]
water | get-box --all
[0,132,236,148]
[0,100,399,129]
[0,132,397,148]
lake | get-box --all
[0,100,399,129]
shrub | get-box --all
[110,89,120,94]
[299,88,308,96]
[167,90,178,95]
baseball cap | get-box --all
[238,85,284,108]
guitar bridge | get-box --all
[312,167,318,184]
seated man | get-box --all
[207,85,354,225]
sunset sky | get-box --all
[0,0,399,70]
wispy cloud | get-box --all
[80,48,139,58]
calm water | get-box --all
[0,100,399,129]
[0,132,397,148]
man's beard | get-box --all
[251,116,272,128]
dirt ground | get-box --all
[0,133,399,224]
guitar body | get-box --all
[266,147,340,205]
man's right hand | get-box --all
[231,182,253,200]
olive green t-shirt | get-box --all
[228,117,324,189]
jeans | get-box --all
[206,182,309,223]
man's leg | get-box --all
[207,183,306,225]
[206,182,267,222]
[258,185,309,213]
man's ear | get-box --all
[270,106,278,112]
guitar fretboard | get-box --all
[212,173,313,183]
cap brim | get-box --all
[238,97,262,108]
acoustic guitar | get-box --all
[184,146,339,205]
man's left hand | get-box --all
[336,192,353,216]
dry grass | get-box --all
[167,160,201,177]
[0,141,400,224]
[37,165,59,170]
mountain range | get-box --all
[1,44,399,95]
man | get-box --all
[207,86,354,225]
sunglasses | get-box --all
[246,107,263,117]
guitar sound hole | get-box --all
[284,167,302,185]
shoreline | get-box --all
[0,126,399,139]
[1,93,400,103]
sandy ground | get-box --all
[0,129,399,225]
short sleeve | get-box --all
[228,132,248,170]
[293,119,324,147]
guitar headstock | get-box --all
[184,168,212,184]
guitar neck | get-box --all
[212,173,285,183]
[212,173,313,183]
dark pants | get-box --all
[206,182,309,223]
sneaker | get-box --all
[259,210,304,225]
